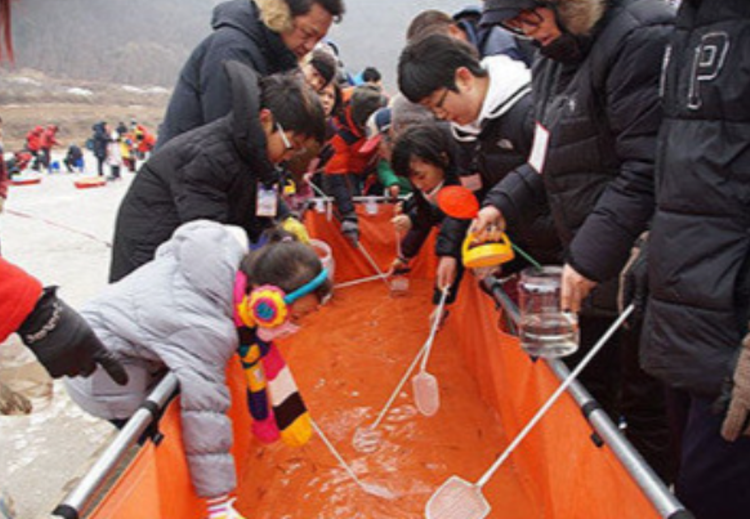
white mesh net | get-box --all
[426,477,490,519]
[412,372,440,417]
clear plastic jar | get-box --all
[518,266,579,358]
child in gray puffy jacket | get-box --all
[64,219,332,519]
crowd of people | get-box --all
[1,0,748,518]
[89,120,156,179]
[0,120,156,180]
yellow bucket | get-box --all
[462,232,514,269]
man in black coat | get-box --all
[91,122,110,177]
[109,61,326,283]
[156,0,344,149]
[642,1,750,516]
[473,0,676,481]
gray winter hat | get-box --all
[390,93,434,137]
[481,0,540,27]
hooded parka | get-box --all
[157,0,297,148]
[66,220,248,498]
[483,0,673,313]
[644,0,750,398]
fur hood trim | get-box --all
[553,0,607,36]
[255,0,293,33]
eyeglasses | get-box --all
[425,87,452,118]
[435,88,450,111]
[276,121,308,156]
[501,8,544,36]
[276,121,293,151]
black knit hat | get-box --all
[309,49,337,87]
[481,0,540,27]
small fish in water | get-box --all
[352,426,383,454]
[361,482,397,500]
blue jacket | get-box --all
[453,5,534,66]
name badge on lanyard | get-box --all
[460,173,483,192]
[256,182,278,217]
[528,122,550,174]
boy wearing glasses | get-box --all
[475,0,675,481]
[398,34,561,292]
[109,62,326,283]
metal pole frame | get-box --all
[51,373,179,519]
[52,275,695,519]
[480,276,693,519]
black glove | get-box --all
[341,218,360,246]
[619,236,649,327]
[17,287,129,384]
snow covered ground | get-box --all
[0,153,135,518]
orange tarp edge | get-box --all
[86,205,659,518]
[89,361,252,519]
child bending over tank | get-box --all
[389,122,464,309]
[65,220,332,519]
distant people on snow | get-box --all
[107,131,123,181]
[91,122,110,177]
[25,126,43,171]
[39,124,59,172]
[63,144,84,173]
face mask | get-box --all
[539,32,587,64]
[257,320,301,342]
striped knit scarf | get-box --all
[234,273,312,447]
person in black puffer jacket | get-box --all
[475,0,676,482]
[157,0,344,149]
[109,61,326,283]
[398,34,562,294]
[91,122,110,177]
[641,2,750,517]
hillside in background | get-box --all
[5,0,469,90]
[0,68,168,151]
[8,0,217,87]
[1,0,469,149]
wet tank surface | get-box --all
[235,280,539,519]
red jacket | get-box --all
[0,258,43,342]
[39,128,59,149]
[26,127,43,152]
[323,106,378,176]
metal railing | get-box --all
[480,276,693,519]
[52,373,179,519]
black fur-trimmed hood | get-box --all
[553,0,607,35]
[223,60,276,183]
